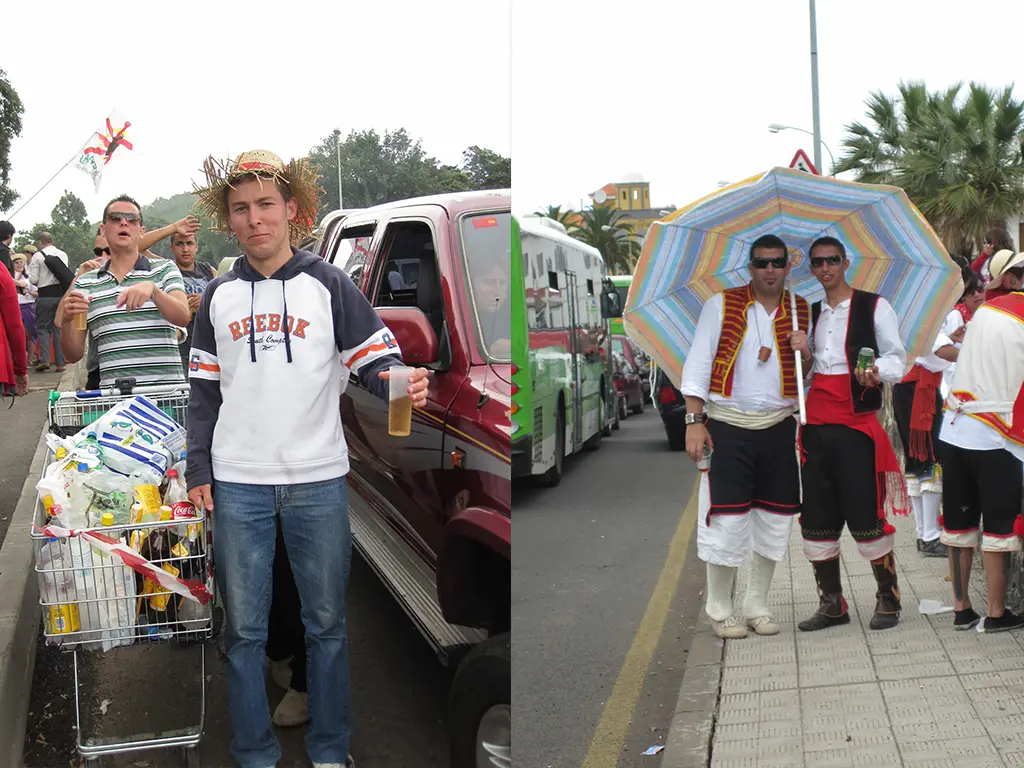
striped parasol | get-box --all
[623,167,964,391]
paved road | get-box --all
[23,552,452,768]
[0,368,65,547]
[512,408,706,768]
[8,380,452,767]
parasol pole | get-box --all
[790,275,807,425]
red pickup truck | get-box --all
[309,191,511,767]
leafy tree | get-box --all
[305,128,510,215]
[462,145,511,189]
[0,69,24,213]
[570,205,641,274]
[835,81,1024,261]
[533,205,578,232]
[52,190,88,228]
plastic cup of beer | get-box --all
[388,366,414,437]
[72,290,88,331]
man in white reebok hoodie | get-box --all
[186,150,429,768]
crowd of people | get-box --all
[0,148,434,767]
[684,227,1024,638]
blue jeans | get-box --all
[213,477,352,767]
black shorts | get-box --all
[939,441,1022,538]
[706,417,801,522]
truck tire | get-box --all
[600,390,614,438]
[539,406,564,487]
[448,633,511,768]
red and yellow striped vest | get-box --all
[709,284,810,399]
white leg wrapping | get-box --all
[697,475,752,568]
[856,534,895,561]
[742,552,777,619]
[921,491,941,543]
[909,494,925,541]
[705,563,738,622]
[750,508,794,562]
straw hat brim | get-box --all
[192,155,321,246]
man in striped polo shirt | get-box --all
[60,195,191,386]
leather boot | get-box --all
[869,551,901,630]
[798,557,850,632]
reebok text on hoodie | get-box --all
[184,249,404,488]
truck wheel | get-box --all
[539,407,564,487]
[631,396,645,415]
[448,634,511,768]
[585,395,605,450]
[600,391,613,438]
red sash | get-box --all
[802,374,909,530]
[900,365,943,461]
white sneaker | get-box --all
[710,615,748,639]
[268,656,293,690]
[272,688,309,727]
[746,614,780,636]
[313,759,354,768]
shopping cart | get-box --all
[30,382,214,768]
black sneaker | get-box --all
[916,538,923,551]
[954,607,980,631]
[920,538,948,558]
[983,610,1024,633]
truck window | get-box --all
[373,221,445,340]
[460,212,511,361]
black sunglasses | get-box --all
[106,211,141,224]
[810,255,843,268]
[751,257,788,270]
[93,247,111,257]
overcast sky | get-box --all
[2,0,511,231]
[512,0,1024,218]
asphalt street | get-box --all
[8,375,452,768]
[512,407,705,768]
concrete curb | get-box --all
[0,370,75,767]
[660,617,724,768]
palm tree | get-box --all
[835,81,1024,261]
[570,206,640,274]
[533,204,578,232]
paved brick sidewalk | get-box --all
[709,510,1024,768]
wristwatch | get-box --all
[684,413,706,426]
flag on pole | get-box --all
[73,111,134,192]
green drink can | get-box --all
[857,347,876,371]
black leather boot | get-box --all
[798,557,851,632]
[869,551,901,630]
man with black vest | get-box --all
[682,234,811,639]
[789,236,908,632]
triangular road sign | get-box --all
[789,149,819,175]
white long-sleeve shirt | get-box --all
[680,291,798,413]
[810,295,906,383]
[28,245,69,290]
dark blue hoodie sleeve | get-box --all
[309,263,403,400]
[185,280,223,489]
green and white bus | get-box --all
[607,274,632,336]
[511,215,618,486]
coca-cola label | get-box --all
[171,501,198,520]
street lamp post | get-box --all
[767,123,836,175]
[335,128,343,210]
[809,0,822,176]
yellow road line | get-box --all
[580,475,701,768]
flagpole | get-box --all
[5,132,97,222]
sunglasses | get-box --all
[810,255,843,268]
[751,257,788,270]
[106,211,141,224]
[93,247,111,257]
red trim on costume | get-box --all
[900,365,943,461]
[943,526,979,535]
[803,374,909,523]
[709,285,809,399]
[984,531,1019,539]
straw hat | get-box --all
[192,149,321,246]
[986,249,1024,290]
[21,243,37,254]
[11,253,26,264]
